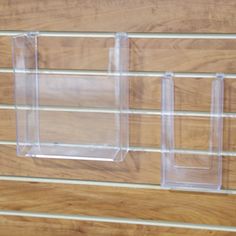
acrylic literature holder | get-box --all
[161,72,224,190]
[13,32,129,162]
[13,31,226,191]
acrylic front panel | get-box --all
[13,33,129,161]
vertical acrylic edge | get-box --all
[161,72,174,187]
[32,32,41,156]
[12,32,40,157]
[12,33,22,156]
[12,32,29,156]
[113,32,129,162]
[210,73,224,190]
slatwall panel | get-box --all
[0,0,236,235]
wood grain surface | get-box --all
[0,181,235,226]
[0,0,236,33]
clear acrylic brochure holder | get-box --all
[161,72,224,190]
[13,32,129,162]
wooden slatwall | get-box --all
[0,0,236,235]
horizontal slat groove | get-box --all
[0,176,235,195]
[2,68,236,79]
[0,175,235,195]
[0,210,235,232]
[0,140,236,157]
[1,104,236,118]
[2,30,236,39]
